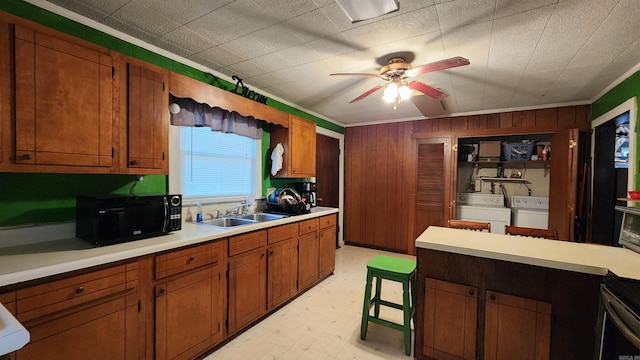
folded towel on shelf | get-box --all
[271,143,284,176]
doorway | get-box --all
[591,97,637,245]
[316,127,344,247]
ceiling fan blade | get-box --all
[349,84,385,103]
[407,81,448,100]
[330,72,382,78]
[405,56,470,77]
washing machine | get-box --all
[510,196,549,229]
[456,193,511,234]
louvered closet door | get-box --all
[414,137,453,241]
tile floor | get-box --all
[204,245,417,360]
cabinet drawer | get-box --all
[319,214,336,229]
[229,230,266,257]
[16,264,131,322]
[267,223,297,245]
[0,291,16,315]
[298,218,319,235]
[156,242,223,280]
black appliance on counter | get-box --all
[596,206,640,359]
[76,194,182,246]
[300,178,317,207]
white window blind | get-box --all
[178,126,256,199]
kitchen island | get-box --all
[414,226,640,359]
[0,207,338,360]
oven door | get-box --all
[598,284,640,360]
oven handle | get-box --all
[601,286,640,349]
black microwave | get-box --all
[76,194,182,246]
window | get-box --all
[169,126,261,204]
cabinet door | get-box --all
[484,291,551,360]
[228,248,266,334]
[155,266,224,360]
[548,129,579,241]
[125,61,167,173]
[14,25,114,168]
[423,278,477,360]
[415,137,454,244]
[289,116,316,177]
[298,232,319,290]
[318,226,336,278]
[15,297,133,360]
[267,238,298,311]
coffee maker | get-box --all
[300,177,317,207]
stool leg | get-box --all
[360,270,374,340]
[402,279,412,356]
[374,276,382,318]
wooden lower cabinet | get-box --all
[155,266,225,360]
[423,278,477,360]
[318,226,336,278]
[267,238,298,311]
[12,262,140,360]
[227,231,267,335]
[298,232,319,290]
[16,297,135,360]
[484,291,551,360]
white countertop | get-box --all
[0,207,338,288]
[415,226,640,280]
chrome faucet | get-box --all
[231,203,251,216]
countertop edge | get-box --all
[415,226,640,280]
[0,208,338,288]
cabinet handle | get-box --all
[468,289,475,296]
[188,255,195,263]
[129,160,139,165]
[19,154,30,160]
[489,294,496,301]
[75,286,84,294]
[158,287,166,295]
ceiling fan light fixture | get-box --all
[398,84,412,100]
[382,82,398,103]
[335,0,399,23]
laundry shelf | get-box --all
[480,177,531,184]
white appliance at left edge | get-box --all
[0,302,29,355]
[456,193,511,234]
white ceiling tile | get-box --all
[196,45,245,67]
[135,0,233,25]
[221,36,273,59]
[45,0,115,21]
[223,60,268,78]
[101,17,156,43]
[154,27,217,55]
[494,0,559,19]
[283,8,342,43]
[48,0,129,17]
[248,52,294,72]
[436,0,497,30]
[275,44,324,66]
[108,2,181,39]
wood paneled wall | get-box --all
[344,122,415,252]
[344,105,590,254]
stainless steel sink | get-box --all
[201,217,257,228]
[237,213,288,222]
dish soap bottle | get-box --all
[196,203,203,223]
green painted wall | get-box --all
[591,70,640,187]
[0,0,343,227]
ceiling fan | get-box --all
[330,55,470,107]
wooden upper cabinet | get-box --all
[270,115,316,178]
[121,57,168,174]
[9,23,116,172]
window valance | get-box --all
[169,95,262,140]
